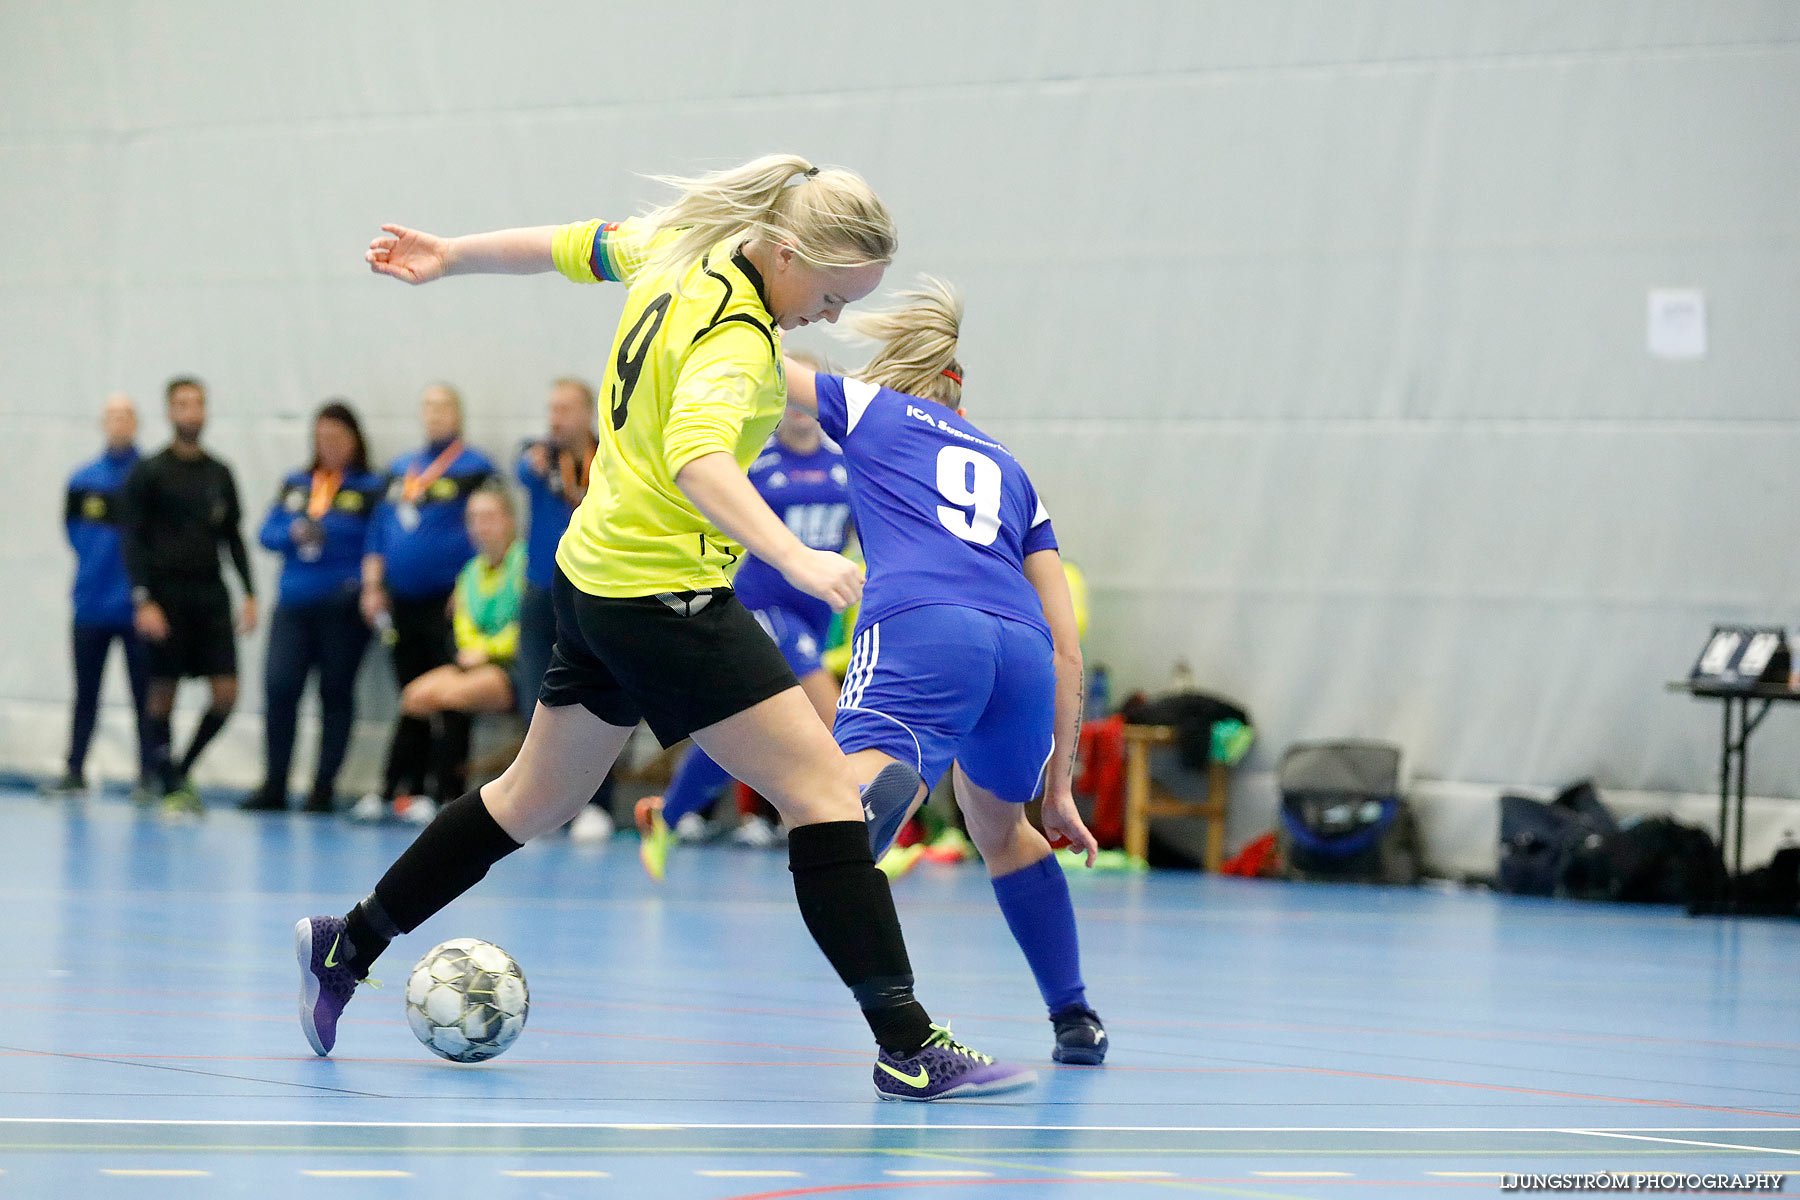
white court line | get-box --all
[503,1172,611,1178]
[4,1119,1799,1133]
[1254,1172,1354,1178]
[1569,1130,1800,1157]
[101,1170,210,1177]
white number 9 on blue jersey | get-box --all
[935,447,1003,546]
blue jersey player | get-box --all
[635,400,854,873]
[781,280,1107,1066]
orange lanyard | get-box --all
[557,442,595,502]
[306,470,342,519]
[401,439,463,504]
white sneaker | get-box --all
[398,796,439,825]
[673,812,710,842]
[731,814,779,848]
[349,793,388,823]
[569,805,615,843]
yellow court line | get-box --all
[101,1170,210,1177]
[696,1169,804,1177]
[302,1170,413,1178]
[503,1171,612,1178]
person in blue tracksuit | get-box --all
[514,378,597,719]
[46,393,155,798]
[240,402,385,813]
[514,377,617,841]
[354,383,495,820]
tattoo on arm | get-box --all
[1068,665,1085,778]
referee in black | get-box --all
[122,377,259,816]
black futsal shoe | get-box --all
[1050,1004,1108,1065]
[237,786,288,812]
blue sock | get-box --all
[991,853,1088,1015]
[660,747,733,827]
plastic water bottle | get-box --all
[1084,665,1111,721]
[373,607,397,647]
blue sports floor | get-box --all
[2,788,1797,1198]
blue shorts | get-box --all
[749,603,831,678]
[834,604,1056,804]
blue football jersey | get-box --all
[813,373,1057,634]
[730,436,853,623]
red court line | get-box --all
[0,1049,1286,1074]
[9,1003,870,1057]
[1093,1018,1800,1055]
[1297,1065,1800,1121]
[24,985,1800,1055]
[0,1050,869,1067]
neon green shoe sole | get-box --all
[160,784,204,819]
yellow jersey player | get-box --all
[295,155,1034,1102]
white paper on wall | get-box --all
[1647,288,1708,360]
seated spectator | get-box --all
[393,482,524,822]
[241,402,385,813]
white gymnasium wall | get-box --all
[3,3,1798,871]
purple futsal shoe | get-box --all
[874,1025,1037,1101]
[295,915,364,1056]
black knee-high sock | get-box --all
[340,788,522,978]
[178,706,232,778]
[146,713,178,792]
[788,820,933,1055]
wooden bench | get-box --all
[1122,723,1229,871]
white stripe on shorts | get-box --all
[836,629,866,710]
[841,623,881,709]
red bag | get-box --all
[1075,714,1127,847]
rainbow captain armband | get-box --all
[551,220,628,284]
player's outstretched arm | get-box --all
[366,224,558,284]
[781,354,820,416]
[1024,548,1098,866]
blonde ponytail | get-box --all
[847,276,964,408]
[640,154,897,280]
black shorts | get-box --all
[149,583,238,680]
[538,565,797,746]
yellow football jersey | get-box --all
[549,217,786,597]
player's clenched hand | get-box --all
[367,224,451,284]
[783,549,864,613]
[1040,786,1099,867]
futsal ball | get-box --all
[404,938,529,1063]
